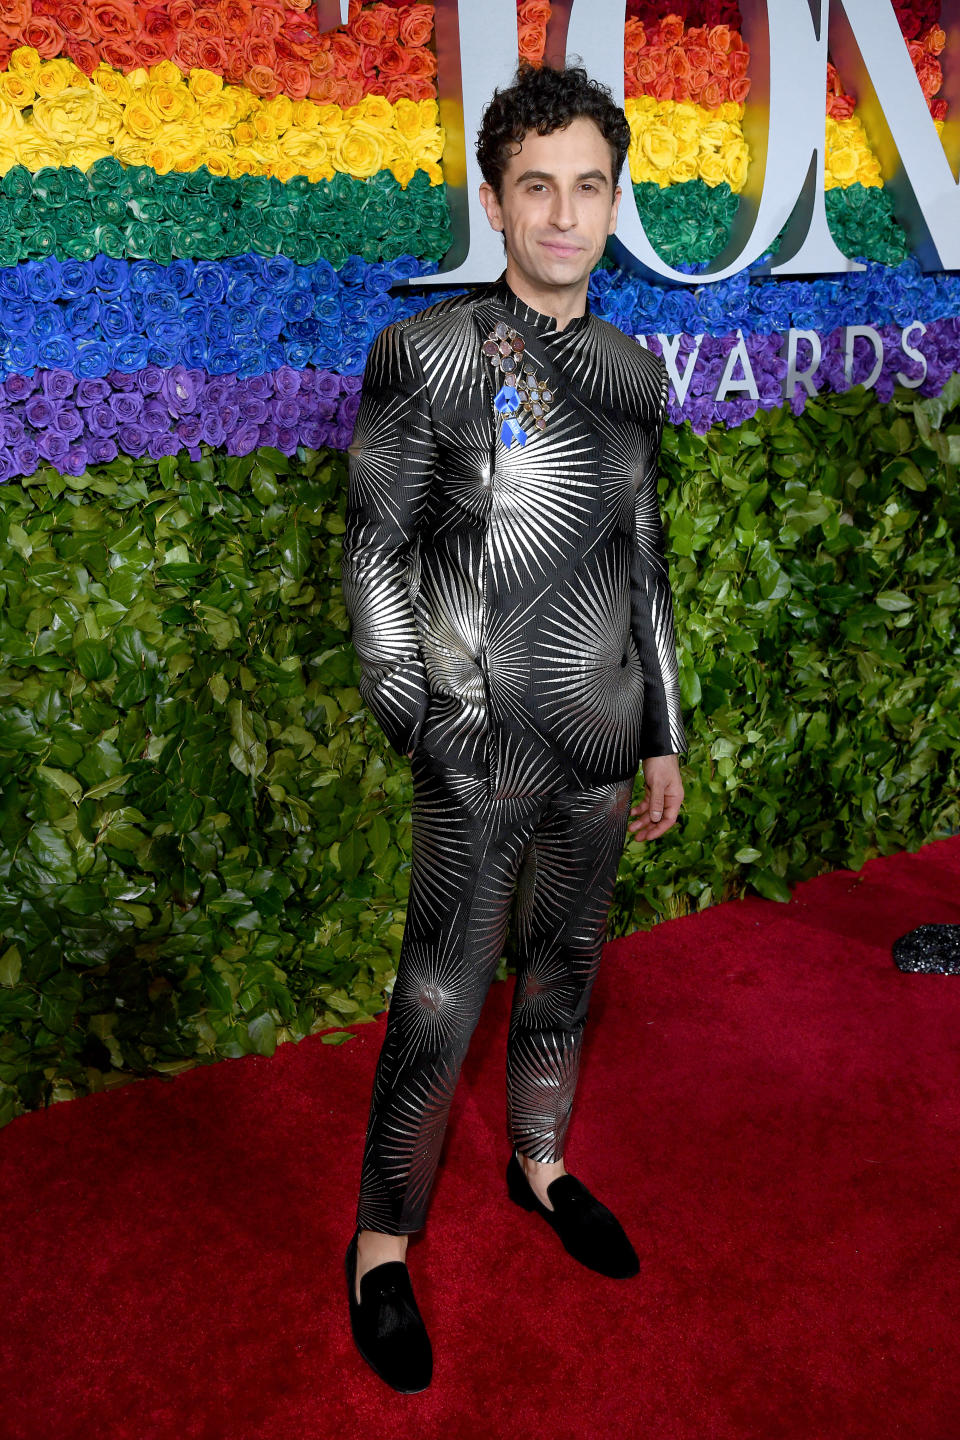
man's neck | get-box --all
[503,261,588,334]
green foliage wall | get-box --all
[1,384,958,1127]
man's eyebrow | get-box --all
[513,168,611,186]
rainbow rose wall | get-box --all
[0,0,957,1119]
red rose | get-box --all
[930,97,948,121]
[398,5,434,47]
[914,52,942,98]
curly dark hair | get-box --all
[476,61,631,200]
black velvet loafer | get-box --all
[506,1148,640,1279]
[345,1227,433,1393]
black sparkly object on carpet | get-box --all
[892,924,960,974]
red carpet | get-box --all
[4,836,960,1440]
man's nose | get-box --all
[548,189,577,228]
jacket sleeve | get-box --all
[629,353,687,759]
[340,321,435,756]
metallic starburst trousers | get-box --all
[354,746,637,1235]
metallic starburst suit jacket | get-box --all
[341,275,687,794]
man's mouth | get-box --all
[540,241,582,257]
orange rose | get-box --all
[309,43,335,77]
[21,19,63,57]
[333,77,364,107]
[707,25,733,54]
[51,3,95,39]
[657,17,684,48]
[729,76,751,105]
[522,0,552,23]
[687,67,710,99]
[651,74,674,102]
[374,42,407,76]
[176,36,228,71]
[672,79,692,103]
[625,19,646,49]
[86,1,137,40]
[399,5,434,47]
[711,52,730,78]
[277,60,312,99]
[667,47,691,80]
[330,33,362,69]
[826,93,855,121]
[167,0,195,31]
[221,0,253,40]
[142,10,177,49]
[519,22,546,64]
[1,0,30,27]
[195,12,226,40]
[223,54,246,85]
[64,39,99,76]
[636,55,661,86]
[686,45,711,71]
[350,4,400,47]
[925,25,946,56]
[251,4,282,40]
[700,77,724,109]
[728,47,749,80]
[386,75,434,103]
[245,63,281,98]
[101,38,138,70]
[244,35,276,70]
[404,49,436,78]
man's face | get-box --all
[479,115,622,298]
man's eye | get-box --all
[529,183,545,192]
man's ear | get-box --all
[479,180,505,234]
[608,182,622,235]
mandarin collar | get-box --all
[488,273,591,338]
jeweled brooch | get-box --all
[481,320,556,448]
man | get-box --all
[342,61,685,1392]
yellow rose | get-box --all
[273,159,298,183]
[91,65,131,106]
[411,127,443,164]
[264,94,294,131]
[252,110,281,143]
[0,139,19,172]
[699,151,727,186]
[34,59,79,100]
[393,98,421,142]
[148,60,183,89]
[640,123,679,172]
[277,129,331,170]
[199,97,235,133]
[857,157,882,187]
[142,142,176,174]
[113,135,152,167]
[202,149,232,177]
[292,99,320,130]
[234,120,256,145]
[827,144,859,185]
[13,133,65,168]
[66,140,113,170]
[699,120,729,151]
[316,104,348,138]
[188,68,223,101]
[357,94,395,132]
[671,156,699,183]
[0,94,26,139]
[123,99,162,141]
[33,89,121,146]
[0,74,35,108]
[9,46,41,79]
[671,104,700,147]
[232,145,270,175]
[173,144,209,172]
[423,160,444,186]
[334,125,384,178]
[306,163,336,183]
[390,157,417,188]
[127,68,150,91]
[146,81,194,124]
[418,98,440,129]
[722,143,749,191]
